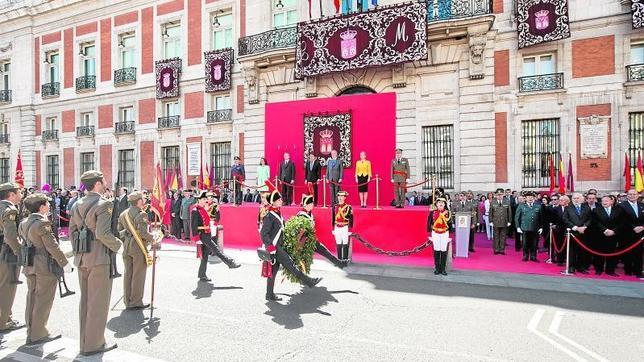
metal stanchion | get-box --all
[546,223,553,264]
[561,228,573,276]
[232,178,237,207]
[322,175,328,209]
[374,175,381,210]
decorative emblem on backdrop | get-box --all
[155,58,182,99]
[205,48,233,92]
[295,2,427,79]
[304,111,352,168]
[634,0,644,29]
[517,0,570,49]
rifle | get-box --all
[48,257,75,298]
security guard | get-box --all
[20,193,73,345]
[0,182,24,332]
[514,191,543,262]
[69,170,122,356]
[117,191,153,310]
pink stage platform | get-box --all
[160,204,640,283]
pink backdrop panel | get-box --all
[265,92,397,206]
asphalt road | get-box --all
[1,248,643,362]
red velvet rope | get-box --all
[550,233,567,254]
[326,178,378,188]
[569,234,643,257]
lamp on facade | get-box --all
[212,13,221,28]
[118,39,125,48]
[276,0,284,9]
[162,28,169,38]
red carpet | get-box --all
[158,204,640,283]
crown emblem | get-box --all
[340,29,357,41]
[534,9,549,18]
[319,129,333,139]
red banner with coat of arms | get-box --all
[205,48,233,92]
[295,1,427,79]
[517,0,571,49]
[155,58,182,99]
[303,111,352,168]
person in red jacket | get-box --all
[427,198,451,275]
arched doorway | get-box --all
[336,85,376,96]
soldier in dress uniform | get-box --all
[489,188,512,255]
[0,182,24,332]
[68,170,122,356]
[427,198,451,275]
[297,194,347,269]
[391,149,410,208]
[191,192,240,282]
[20,193,73,345]
[261,189,321,301]
[332,191,354,261]
[117,191,154,310]
[514,191,543,262]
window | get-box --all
[164,101,180,117]
[162,23,181,59]
[214,95,231,110]
[117,149,135,190]
[522,54,554,76]
[0,123,7,135]
[628,112,644,185]
[272,0,297,28]
[631,43,644,65]
[80,43,96,76]
[119,34,136,68]
[80,152,95,174]
[46,155,60,189]
[161,146,180,176]
[210,142,231,185]
[46,117,57,131]
[46,51,60,83]
[120,106,134,122]
[421,125,454,189]
[0,158,9,183]
[521,119,560,188]
[212,12,233,50]
[1,62,9,91]
[80,112,93,127]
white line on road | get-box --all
[548,311,610,362]
[527,309,587,362]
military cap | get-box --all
[435,197,447,204]
[302,194,314,206]
[127,191,145,204]
[197,191,208,199]
[337,191,349,197]
[524,191,536,197]
[269,189,281,204]
[80,170,104,184]
[24,193,51,210]
[0,182,21,192]
[495,188,504,194]
[395,148,402,152]
[234,156,241,160]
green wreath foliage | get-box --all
[281,215,317,283]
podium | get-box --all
[454,212,471,258]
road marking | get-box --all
[0,329,167,362]
[548,311,609,362]
[527,309,587,362]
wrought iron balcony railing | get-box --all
[41,82,60,98]
[0,134,9,144]
[518,73,564,93]
[42,129,59,142]
[207,109,233,123]
[427,0,491,22]
[158,115,180,129]
[0,90,11,103]
[114,67,137,86]
[627,63,644,82]
[238,26,297,56]
[76,125,95,137]
[75,75,96,92]
[114,121,135,134]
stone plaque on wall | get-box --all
[579,115,609,159]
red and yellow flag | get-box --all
[202,163,210,190]
[624,152,632,193]
[14,150,24,188]
[170,169,179,190]
[635,152,644,193]
[548,154,555,194]
[150,162,166,221]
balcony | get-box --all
[114,67,137,86]
[158,115,180,129]
[75,75,96,92]
[238,26,297,57]
[42,129,59,142]
[76,125,95,137]
[41,82,60,98]
[518,73,564,93]
[114,121,135,134]
[207,109,232,124]
[0,134,9,144]
[0,90,11,104]
[426,0,491,22]
[627,63,644,82]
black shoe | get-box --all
[579,270,589,275]
[522,257,528,262]
[266,294,282,301]
[494,252,499,255]
[500,251,506,255]
[25,334,62,346]
[306,277,322,288]
[469,249,476,252]
[530,258,539,263]
[441,271,447,276]
[127,304,151,310]
[556,262,564,266]
[434,270,440,275]
[81,343,118,356]
[606,272,618,277]
[199,277,212,282]
[228,262,241,269]
[336,260,349,269]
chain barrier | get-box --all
[350,233,433,257]
[569,234,643,257]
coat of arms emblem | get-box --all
[162,72,171,88]
[213,64,222,81]
[319,129,334,155]
[534,9,550,30]
[340,29,357,60]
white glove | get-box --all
[489,223,493,227]
[517,228,523,234]
[347,232,353,236]
[63,263,74,273]
[507,223,511,227]
[538,228,543,235]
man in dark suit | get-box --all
[326,149,343,206]
[111,187,129,235]
[548,195,568,265]
[592,195,622,276]
[170,191,182,238]
[563,192,592,274]
[304,153,321,205]
[243,189,253,203]
[279,152,296,205]
[618,189,644,279]
[230,156,245,206]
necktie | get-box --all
[461,202,465,208]
[606,207,611,216]
[576,205,581,215]
[632,202,638,216]
[498,201,502,206]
